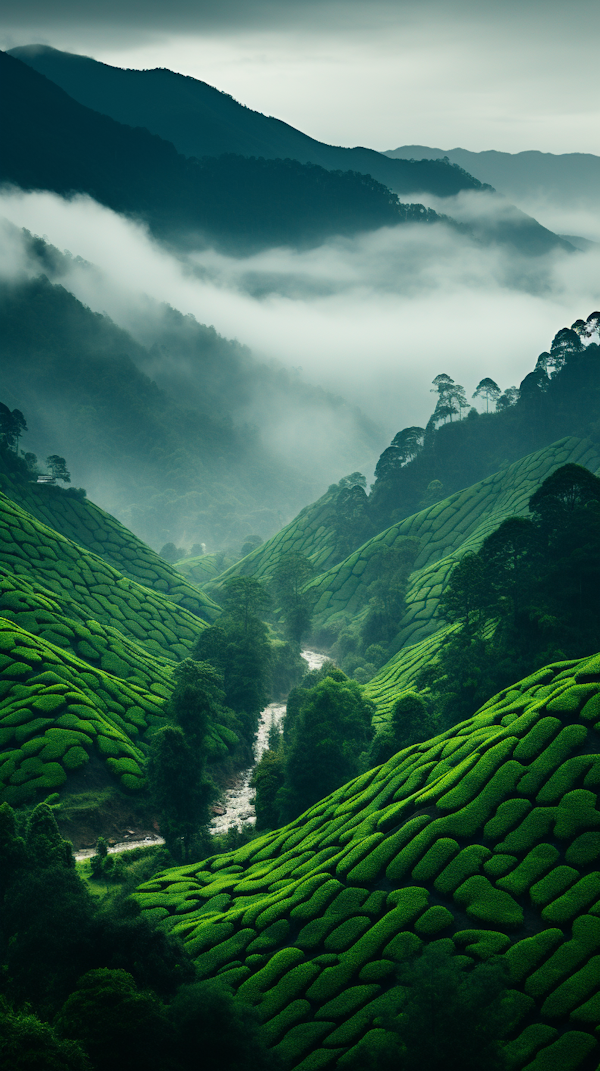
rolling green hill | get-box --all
[0,451,221,622]
[0,487,248,813]
[203,484,343,599]
[134,652,600,1070]
[204,436,600,722]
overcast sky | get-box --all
[2,0,600,155]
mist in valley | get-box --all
[2,186,600,443]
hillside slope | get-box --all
[0,450,221,620]
[0,51,445,254]
[135,652,600,1070]
[9,45,488,200]
[307,437,599,640]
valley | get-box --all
[1,25,600,1071]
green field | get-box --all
[135,652,600,1070]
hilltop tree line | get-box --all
[418,462,600,725]
[332,312,600,559]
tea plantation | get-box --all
[0,491,242,807]
[306,436,600,641]
[135,653,600,1070]
[0,452,221,622]
[204,484,342,596]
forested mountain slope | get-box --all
[0,260,379,551]
[0,51,447,254]
[9,45,488,200]
[386,145,600,221]
[135,652,600,1071]
[6,46,574,257]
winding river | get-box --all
[75,649,328,859]
[209,648,328,836]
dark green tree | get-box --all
[221,575,270,632]
[147,659,219,860]
[46,454,71,482]
[391,426,425,462]
[56,969,171,1071]
[472,377,501,412]
[270,550,314,643]
[346,945,508,1071]
[361,539,419,647]
[0,999,89,1071]
[368,691,436,766]
[0,403,27,450]
[278,675,374,820]
[168,980,276,1071]
[251,743,285,830]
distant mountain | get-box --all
[386,144,600,216]
[5,48,574,258]
[0,51,447,254]
[9,45,487,200]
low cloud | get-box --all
[1,185,600,443]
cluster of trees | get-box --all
[146,572,311,857]
[418,463,600,725]
[1,400,74,488]
[252,661,375,826]
[345,943,509,1071]
[0,801,275,1071]
[332,312,600,556]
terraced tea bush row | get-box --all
[0,454,221,619]
[135,651,600,1069]
[0,493,216,659]
[0,566,175,692]
[0,617,234,806]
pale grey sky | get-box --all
[2,0,600,154]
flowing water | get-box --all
[209,648,328,836]
[74,649,329,857]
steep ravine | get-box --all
[210,648,328,835]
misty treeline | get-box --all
[418,462,600,725]
[0,231,377,551]
[0,800,277,1071]
[2,50,449,254]
[331,311,600,554]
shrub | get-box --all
[541,872,600,923]
[529,865,578,907]
[453,876,523,928]
[565,831,600,867]
[434,845,491,895]
[324,917,371,952]
[414,906,454,935]
[525,914,600,998]
[412,837,459,882]
[540,956,600,1018]
[497,843,560,897]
